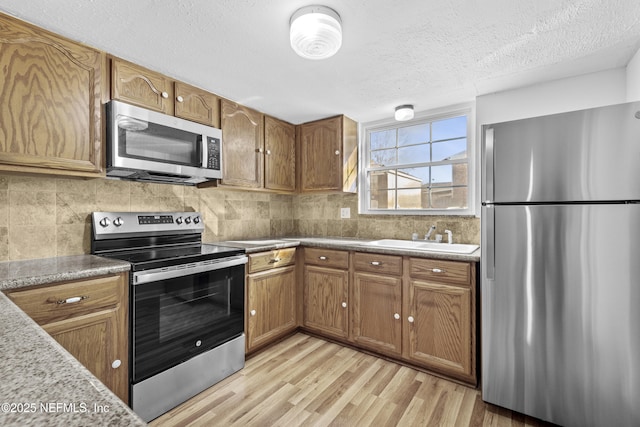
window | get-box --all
[360,105,475,215]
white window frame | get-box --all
[358,102,476,216]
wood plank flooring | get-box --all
[150,333,554,427]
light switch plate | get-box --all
[340,207,350,219]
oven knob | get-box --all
[99,217,110,227]
[195,340,202,347]
[113,217,123,227]
[185,217,192,224]
[176,217,183,224]
[193,216,200,224]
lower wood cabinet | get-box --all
[352,252,403,357]
[246,248,297,353]
[404,258,476,384]
[302,248,349,339]
[5,273,129,402]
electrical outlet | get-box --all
[340,207,350,219]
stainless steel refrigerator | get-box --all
[481,101,640,427]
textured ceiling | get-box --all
[0,0,639,124]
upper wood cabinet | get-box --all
[0,13,103,176]
[264,116,296,192]
[298,115,358,193]
[220,99,264,188]
[111,57,220,127]
[6,273,130,402]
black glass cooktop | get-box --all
[103,243,245,271]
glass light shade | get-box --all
[290,6,342,60]
[395,105,414,121]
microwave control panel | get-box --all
[206,137,221,171]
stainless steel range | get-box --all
[91,211,247,422]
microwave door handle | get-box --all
[199,135,207,168]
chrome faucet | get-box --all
[425,225,436,240]
[444,229,453,244]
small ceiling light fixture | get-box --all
[290,5,342,60]
[395,105,414,121]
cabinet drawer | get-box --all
[248,247,296,273]
[6,275,124,325]
[354,252,402,276]
[409,258,471,286]
[304,248,349,269]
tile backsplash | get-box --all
[0,173,479,261]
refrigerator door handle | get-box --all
[486,205,495,280]
[483,126,495,203]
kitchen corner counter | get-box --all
[0,255,144,426]
[219,237,480,262]
[0,254,131,291]
[0,291,145,426]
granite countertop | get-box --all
[0,255,145,426]
[0,254,131,291]
[220,236,481,262]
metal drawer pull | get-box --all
[269,257,281,263]
[111,359,121,369]
[408,316,415,323]
[250,309,257,316]
[370,261,382,266]
[319,256,328,260]
[431,268,446,273]
[394,313,400,320]
[57,296,88,304]
[341,302,347,308]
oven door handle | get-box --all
[133,255,248,285]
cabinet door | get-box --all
[247,266,296,352]
[406,279,472,379]
[352,272,402,356]
[303,265,348,339]
[299,116,342,191]
[221,100,264,188]
[111,57,173,114]
[44,306,128,403]
[174,81,220,127]
[264,116,295,192]
[0,14,103,174]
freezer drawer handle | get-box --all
[431,268,445,273]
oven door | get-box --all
[131,255,246,383]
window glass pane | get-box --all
[432,138,466,161]
[370,129,396,150]
[370,148,397,167]
[397,188,428,209]
[432,116,466,141]
[430,165,453,186]
[430,186,468,209]
[370,186,396,209]
[398,123,429,146]
[398,167,429,187]
[398,144,429,165]
[369,170,396,190]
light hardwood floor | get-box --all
[150,333,554,426]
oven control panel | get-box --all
[92,212,204,239]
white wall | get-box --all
[626,48,640,101]
[476,67,628,126]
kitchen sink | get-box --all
[362,239,479,254]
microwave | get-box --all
[106,100,222,185]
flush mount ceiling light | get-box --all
[290,5,342,60]
[395,105,414,121]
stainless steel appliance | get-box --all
[106,100,222,185]
[481,101,640,427]
[91,212,247,422]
